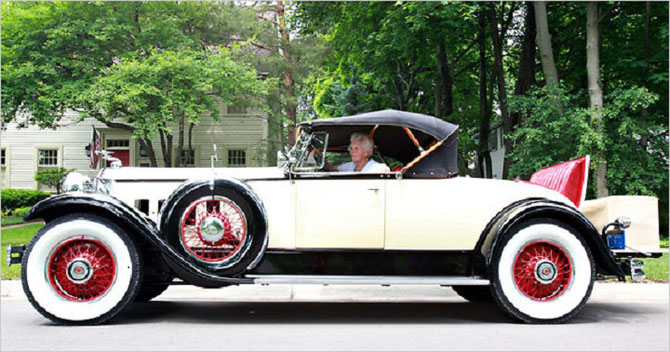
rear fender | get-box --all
[474,198,624,280]
[24,192,252,285]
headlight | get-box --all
[62,172,92,192]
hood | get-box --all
[101,166,286,182]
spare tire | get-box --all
[160,181,267,285]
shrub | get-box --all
[11,206,33,217]
[34,167,74,194]
[1,189,50,213]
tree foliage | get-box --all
[34,167,74,194]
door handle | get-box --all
[367,187,380,192]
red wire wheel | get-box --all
[47,239,116,302]
[179,196,247,263]
[513,241,573,301]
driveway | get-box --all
[1,281,668,351]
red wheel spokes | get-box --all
[48,239,116,302]
[180,198,246,262]
[513,241,572,301]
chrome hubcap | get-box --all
[66,259,93,283]
[200,217,226,243]
[534,260,558,284]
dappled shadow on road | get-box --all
[115,300,669,326]
[573,302,670,324]
[116,301,511,325]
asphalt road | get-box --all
[1,282,668,351]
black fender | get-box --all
[24,192,253,285]
[158,178,269,272]
[473,198,625,280]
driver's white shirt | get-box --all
[337,159,390,173]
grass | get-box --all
[660,237,669,249]
[640,253,669,282]
[1,223,43,280]
[1,216,26,227]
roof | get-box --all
[300,109,459,142]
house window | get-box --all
[107,139,130,149]
[139,145,148,157]
[1,147,8,188]
[179,149,196,166]
[488,130,498,151]
[139,162,151,167]
[38,149,59,167]
[227,104,247,114]
[227,149,246,166]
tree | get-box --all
[586,2,608,197]
[83,49,269,167]
[534,2,560,89]
[489,2,512,179]
[2,2,270,165]
[34,167,74,194]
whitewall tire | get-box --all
[21,214,141,324]
[491,218,595,323]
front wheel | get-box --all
[490,218,595,324]
[21,214,142,324]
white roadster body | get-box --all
[103,167,573,251]
[14,109,653,325]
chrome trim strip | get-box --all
[246,275,490,286]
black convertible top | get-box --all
[299,109,460,177]
[300,109,458,141]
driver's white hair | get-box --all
[350,133,373,156]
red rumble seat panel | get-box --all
[519,156,590,208]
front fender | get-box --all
[24,192,252,285]
[474,198,624,279]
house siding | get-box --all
[1,108,272,190]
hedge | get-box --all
[1,189,50,214]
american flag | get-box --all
[89,127,101,168]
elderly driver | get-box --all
[337,133,390,172]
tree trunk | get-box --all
[641,1,651,148]
[533,2,560,89]
[489,3,511,179]
[188,122,195,166]
[137,138,158,167]
[435,41,454,118]
[158,129,173,167]
[477,9,492,179]
[586,2,608,197]
[276,1,297,147]
[176,113,185,167]
[510,2,538,129]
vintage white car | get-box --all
[9,109,660,325]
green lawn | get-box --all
[1,216,26,227]
[641,253,669,282]
[1,223,43,280]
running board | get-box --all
[245,275,490,286]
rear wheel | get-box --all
[21,214,141,324]
[490,218,595,323]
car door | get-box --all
[295,176,385,249]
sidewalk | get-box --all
[2,280,668,303]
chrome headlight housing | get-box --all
[62,172,92,192]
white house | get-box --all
[0,104,275,192]
[472,122,505,179]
